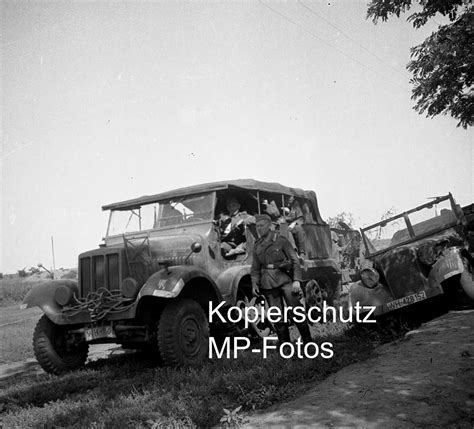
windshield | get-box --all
[107,193,214,236]
[362,197,457,254]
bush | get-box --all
[60,269,78,280]
[17,269,28,278]
[0,279,38,303]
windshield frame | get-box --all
[360,194,460,258]
[105,191,216,237]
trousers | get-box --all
[261,282,312,344]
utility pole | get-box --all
[51,236,56,270]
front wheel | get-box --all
[33,315,89,375]
[157,299,209,366]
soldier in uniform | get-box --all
[220,196,255,257]
[283,196,307,256]
[251,214,312,344]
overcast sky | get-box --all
[1,0,472,273]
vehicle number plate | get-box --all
[386,291,427,311]
[84,326,116,342]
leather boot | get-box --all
[296,322,312,345]
[274,323,291,344]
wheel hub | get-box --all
[180,317,201,355]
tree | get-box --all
[376,207,398,240]
[327,212,355,229]
[367,0,473,128]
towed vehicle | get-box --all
[349,194,474,317]
[22,179,340,374]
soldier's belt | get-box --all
[263,264,278,269]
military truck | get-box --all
[22,179,340,374]
[349,194,474,316]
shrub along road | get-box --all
[244,310,474,428]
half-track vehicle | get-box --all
[23,179,340,374]
[349,194,474,316]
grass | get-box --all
[0,321,406,428]
[0,275,414,427]
[0,278,38,305]
[0,305,41,364]
[0,277,44,364]
[0,270,77,306]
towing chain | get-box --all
[62,288,135,322]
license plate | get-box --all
[84,326,116,342]
[386,291,427,311]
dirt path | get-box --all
[244,310,474,428]
[0,344,125,387]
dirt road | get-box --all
[0,344,125,387]
[1,311,473,427]
[244,310,474,428]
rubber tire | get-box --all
[157,299,209,367]
[33,315,89,375]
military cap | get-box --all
[255,214,272,223]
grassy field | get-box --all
[0,321,407,428]
[0,305,41,364]
[0,277,40,364]
[0,276,412,428]
[0,277,38,305]
[0,318,408,428]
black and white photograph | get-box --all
[1,0,472,427]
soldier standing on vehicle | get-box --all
[251,214,312,344]
[283,196,307,257]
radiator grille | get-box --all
[93,256,105,289]
[80,257,92,297]
[79,251,122,297]
[107,253,120,289]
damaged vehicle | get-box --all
[22,179,340,374]
[349,194,474,316]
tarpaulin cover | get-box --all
[102,178,325,224]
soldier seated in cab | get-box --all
[219,196,255,258]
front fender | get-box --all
[21,279,78,324]
[215,265,251,305]
[139,266,219,299]
[429,247,465,288]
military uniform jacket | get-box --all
[251,232,302,290]
[222,211,255,247]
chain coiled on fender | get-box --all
[62,288,135,322]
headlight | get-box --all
[121,277,139,298]
[417,243,436,266]
[54,285,75,306]
[360,268,380,288]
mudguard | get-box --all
[21,279,79,325]
[348,281,394,316]
[215,265,251,305]
[138,265,221,300]
[429,247,465,287]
